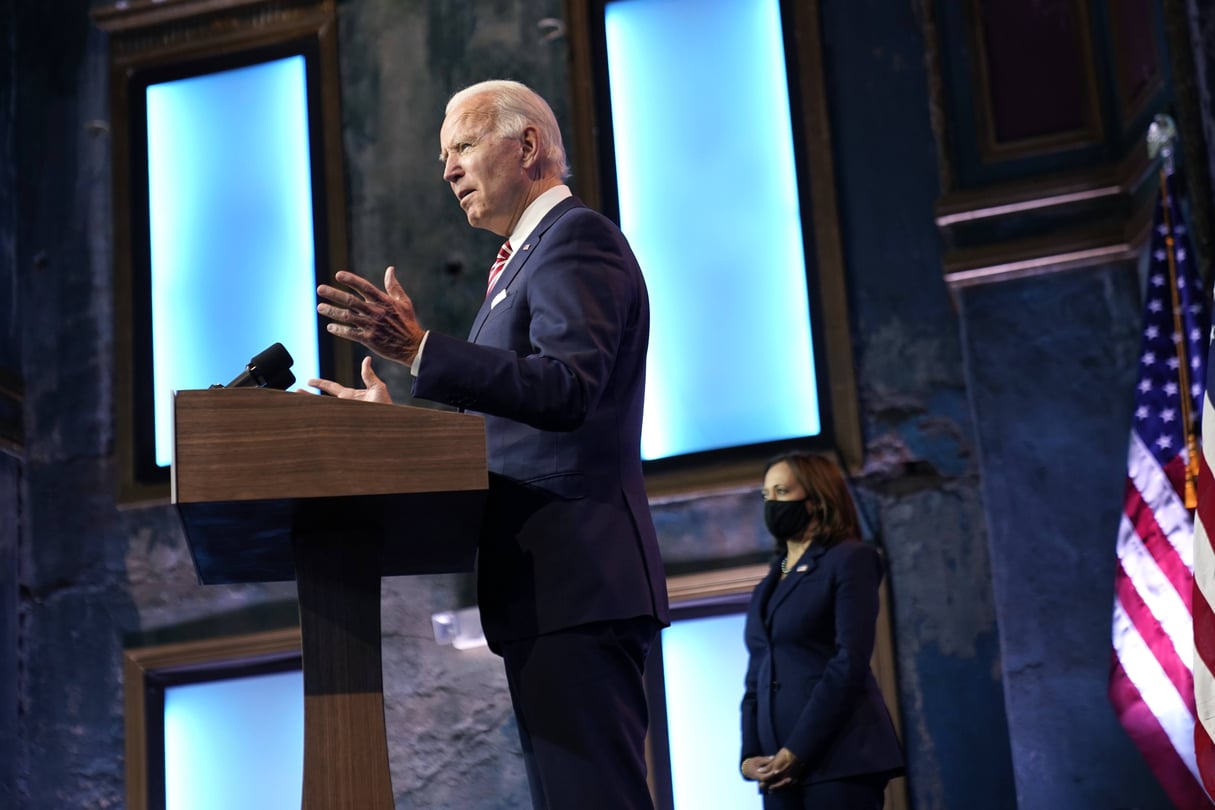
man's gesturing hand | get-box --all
[317,267,425,366]
[308,356,392,404]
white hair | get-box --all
[447,80,570,179]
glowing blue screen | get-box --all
[661,611,762,808]
[164,669,304,810]
[146,56,321,467]
[157,619,756,809]
[604,0,822,461]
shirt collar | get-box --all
[506,184,572,252]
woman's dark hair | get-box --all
[763,451,860,548]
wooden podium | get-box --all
[171,388,488,809]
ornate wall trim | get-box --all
[937,145,1158,287]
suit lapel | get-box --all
[754,565,781,634]
[467,196,585,342]
[765,543,827,618]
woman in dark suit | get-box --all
[740,451,904,809]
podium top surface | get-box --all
[171,388,487,504]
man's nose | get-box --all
[443,157,461,183]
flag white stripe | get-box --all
[1127,430,1195,568]
[1195,636,1215,732]
[1117,510,1195,669]
[1114,600,1202,782]
[1196,516,1215,639]
[1195,397,1215,598]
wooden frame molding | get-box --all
[92,0,351,506]
[563,0,863,489]
[123,627,303,810]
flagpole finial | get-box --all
[1148,113,1179,172]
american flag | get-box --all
[1195,236,1215,795]
[1111,163,1213,808]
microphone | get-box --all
[224,342,296,390]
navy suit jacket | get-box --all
[741,539,903,784]
[412,196,670,646]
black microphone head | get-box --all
[226,342,295,388]
[262,366,296,391]
[248,342,293,377]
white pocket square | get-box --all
[490,289,508,309]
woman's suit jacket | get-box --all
[741,538,904,784]
[412,196,670,648]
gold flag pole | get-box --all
[1151,114,1201,509]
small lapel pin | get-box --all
[522,243,532,251]
[491,289,508,309]
[795,564,809,573]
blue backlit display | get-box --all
[661,611,762,808]
[604,0,822,461]
[146,56,321,467]
[164,670,304,810]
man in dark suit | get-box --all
[310,79,670,810]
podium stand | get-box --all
[171,388,487,809]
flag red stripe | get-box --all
[1197,707,1215,802]
[1126,478,1195,611]
[1198,437,1215,555]
[1198,437,1215,520]
[1164,451,1190,502]
[1195,590,1215,686]
[1110,656,1211,808]
[1115,560,1195,706]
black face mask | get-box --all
[764,499,811,541]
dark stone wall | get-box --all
[818,2,1014,807]
[12,3,139,806]
[5,0,1212,808]
[1,0,20,801]
[958,265,1169,808]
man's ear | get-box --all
[519,125,541,170]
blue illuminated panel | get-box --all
[146,56,321,467]
[164,670,303,810]
[604,0,822,461]
[661,612,762,809]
